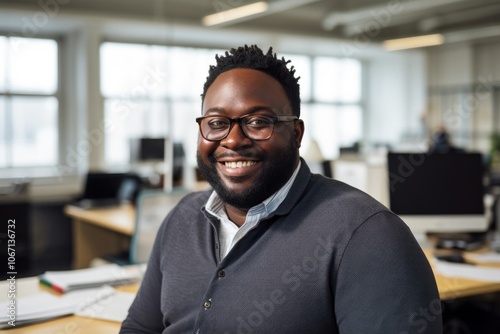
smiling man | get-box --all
[120,45,442,334]
[196,66,302,228]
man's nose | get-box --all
[220,122,252,149]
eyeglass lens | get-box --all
[199,115,276,141]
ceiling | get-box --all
[1,0,500,43]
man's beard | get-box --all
[197,142,299,210]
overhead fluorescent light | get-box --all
[202,2,269,27]
[383,34,445,51]
[323,0,469,31]
[202,0,322,28]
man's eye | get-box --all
[207,119,229,129]
[246,117,273,127]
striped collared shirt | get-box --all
[205,161,301,259]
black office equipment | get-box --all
[387,152,488,243]
[130,138,165,162]
[130,138,185,185]
[74,172,142,208]
[434,254,467,264]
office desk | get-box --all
[427,249,500,300]
[436,273,500,300]
[0,276,138,334]
[64,204,135,269]
[64,201,500,298]
[2,250,500,332]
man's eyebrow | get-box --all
[204,106,277,115]
[204,107,225,115]
[245,106,276,114]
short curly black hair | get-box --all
[202,45,301,116]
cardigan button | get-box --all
[217,270,226,278]
[203,300,212,309]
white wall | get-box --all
[425,39,500,152]
[427,42,474,87]
[365,50,427,146]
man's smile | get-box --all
[218,159,261,177]
[223,161,257,168]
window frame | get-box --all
[100,42,365,167]
[0,34,63,173]
[296,54,365,160]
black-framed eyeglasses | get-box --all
[195,114,298,141]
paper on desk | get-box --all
[466,251,500,263]
[0,286,115,328]
[434,260,500,282]
[40,264,140,293]
[76,290,136,322]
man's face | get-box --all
[197,68,304,209]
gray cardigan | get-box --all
[120,161,442,333]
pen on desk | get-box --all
[433,254,475,265]
[39,277,65,294]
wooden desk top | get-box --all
[62,203,500,301]
[5,312,123,334]
[435,272,500,300]
[426,249,500,300]
[64,204,135,236]
[2,254,500,332]
[0,276,139,334]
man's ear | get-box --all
[294,119,305,149]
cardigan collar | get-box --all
[273,157,312,216]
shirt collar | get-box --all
[205,160,302,221]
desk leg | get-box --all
[72,219,130,269]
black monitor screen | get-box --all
[81,173,132,200]
[387,152,485,215]
[138,138,165,161]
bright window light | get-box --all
[100,42,364,167]
[0,36,59,168]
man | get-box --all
[120,45,442,333]
[429,125,464,154]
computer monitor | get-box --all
[130,138,186,185]
[76,172,143,208]
[387,152,489,237]
[130,138,165,162]
[81,172,131,200]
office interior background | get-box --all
[1,0,500,277]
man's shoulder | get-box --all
[308,174,387,210]
[299,174,399,229]
[297,174,406,245]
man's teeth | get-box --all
[224,161,257,168]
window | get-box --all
[101,43,363,169]
[313,57,361,103]
[0,36,59,168]
[286,55,363,160]
[101,43,219,167]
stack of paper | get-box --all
[0,286,115,328]
[434,260,500,282]
[76,290,136,322]
[466,251,500,264]
[39,264,140,293]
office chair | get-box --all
[129,188,188,264]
